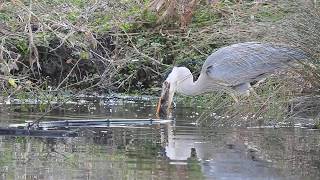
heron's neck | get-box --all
[176,74,209,96]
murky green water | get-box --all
[0,97,319,180]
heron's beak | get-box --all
[156,81,172,119]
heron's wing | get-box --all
[203,42,306,86]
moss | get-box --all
[90,14,112,32]
[0,12,11,21]
[67,0,87,8]
[66,11,80,22]
[255,4,287,22]
[35,32,55,46]
[120,22,135,32]
[142,10,157,24]
[79,50,90,60]
[192,6,219,26]
[127,5,142,16]
[16,39,30,56]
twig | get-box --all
[49,30,76,52]
[55,58,81,90]
[26,0,40,71]
[117,73,134,89]
[123,30,162,65]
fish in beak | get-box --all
[156,81,174,119]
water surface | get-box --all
[0,97,319,180]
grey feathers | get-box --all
[203,42,307,86]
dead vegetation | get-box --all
[275,4,320,125]
[1,0,320,126]
[0,0,286,98]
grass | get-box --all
[1,0,320,126]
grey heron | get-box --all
[156,42,307,118]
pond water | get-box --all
[0,97,319,180]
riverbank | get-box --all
[1,0,320,125]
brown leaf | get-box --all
[180,0,197,29]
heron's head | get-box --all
[156,67,192,118]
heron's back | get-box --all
[203,42,307,86]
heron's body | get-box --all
[203,42,304,87]
[156,42,307,118]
